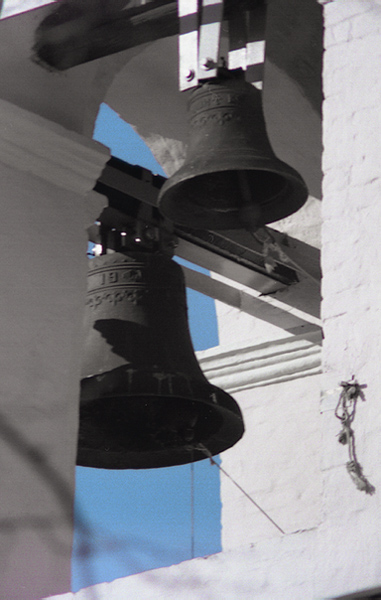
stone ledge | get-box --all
[0,98,109,195]
[197,330,322,394]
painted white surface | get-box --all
[0,99,108,600]
[0,0,55,19]
[220,372,322,549]
[197,331,322,393]
[317,3,381,598]
[0,5,124,136]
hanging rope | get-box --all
[190,461,195,559]
[195,443,285,535]
[335,377,375,494]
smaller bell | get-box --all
[158,70,308,231]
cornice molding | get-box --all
[197,331,322,394]
[0,98,109,195]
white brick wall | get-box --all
[221,372,322,549]
[319,1,381,597]
[321,1,381,379]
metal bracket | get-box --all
[178,0,266,90]
[197,0,224,81]
[178,0,199,90]
[228,9,265,85]
[178,0,224,90]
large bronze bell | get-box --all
[78,250,244,469]
[158,70,308,231]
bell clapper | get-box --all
[237,170,262,232]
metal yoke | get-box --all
[178,0,265,90]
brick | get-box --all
[321,285,378,320]
[321,168,350,194]
[325,17,353,47]
[350,159,380,188]
[351,7,381,39]
[324,1,374,27]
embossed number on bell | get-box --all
[78,252,244,469]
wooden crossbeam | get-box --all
[33,0,266,71]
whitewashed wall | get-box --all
[317,0,381,596]
[219,349,322,549]
[0,99,108,600]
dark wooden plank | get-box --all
[33,0,265,70]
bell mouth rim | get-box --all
[78,368,244,469]
[158,162,308,231]
[80,367,242,416]
[77,433,240,469]
[77,397,244,470]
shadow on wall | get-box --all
[264,0,323,199]
[0,410,190,600]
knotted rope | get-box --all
[335,378,375,495]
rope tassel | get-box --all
[335,378,375,495]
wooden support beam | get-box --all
[181,265,321,334]
[33,0,266,70]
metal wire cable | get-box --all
[190,461,195,559]
[195,444,285,535]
